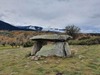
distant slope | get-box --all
[0,20,64,32]
[0,20,20,30]
[16,26,43,31]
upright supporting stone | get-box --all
[31,41,43,56]
[64,42,71,57]
[54,42,71,57]
[54,42,65,57]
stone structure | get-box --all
[30,34,71,57]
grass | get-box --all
[0,45,100,75]
[0,45,18,50]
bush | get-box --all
[78,35,91,40]
[23,41,34,47]
[65,25,80,39]
[69,37,100,45]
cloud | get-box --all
[0,0,100,32]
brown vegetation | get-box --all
[0,30,58,47]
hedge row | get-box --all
[23,41,34,47]
[68,37,100,45]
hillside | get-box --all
[0,20,21,30]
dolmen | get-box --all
[30,34,71,57]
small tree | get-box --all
[65,25,80,39]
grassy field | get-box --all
[0,45,100,75]
[0,45,18,51]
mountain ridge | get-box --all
[0,20,65,32]
[0,20,20,30]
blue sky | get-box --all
[0,0,100,33]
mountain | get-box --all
[17,26,65,32]
[0,20,43,31]
[42,28,65,33]
[0,20,20,30]
[16,26,43,31]
[17,25,65,32]
[0,20,64,32]
[0,20,37,31]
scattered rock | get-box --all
[31,56,39,61]
[31,56,35,60]
[78,55,85,60]
[34,56,39,61]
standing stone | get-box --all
[31,41,43,56]
[54,42,65,57]
[64,42,71,57]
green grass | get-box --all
[0,45,100,75]
[0,45,18,50]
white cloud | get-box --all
[0,0,100,32]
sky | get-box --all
[0,0,100,33]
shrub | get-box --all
[65,25,80,39]
[68,37,100,45]
[23,41,34,47]
[78,35,91,40]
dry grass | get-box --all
[0,45,100,75]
